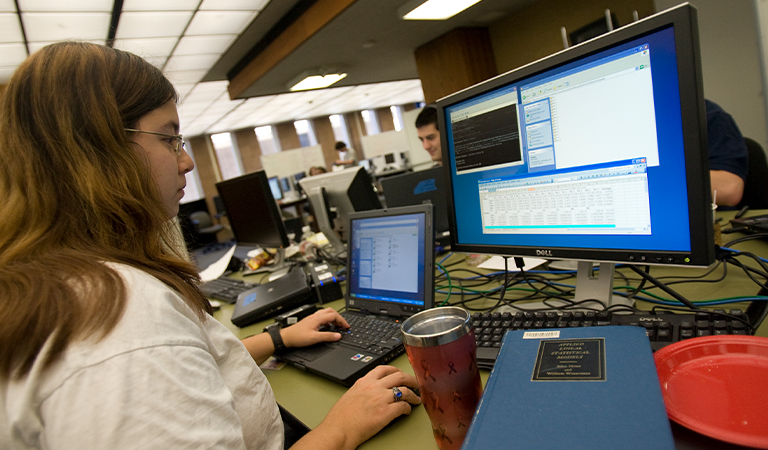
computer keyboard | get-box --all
[335,311,404,356]
[472,309,751,369]
[200,277,258,304]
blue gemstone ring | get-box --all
[392,387,403,402]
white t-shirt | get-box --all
[1,264,283,450]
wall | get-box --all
[232,128,263,173]
[311,116,339,169]
[489,0,656,73]
[654,0,768,150]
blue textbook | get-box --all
[461,326,675,450]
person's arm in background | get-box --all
[710,170,745,207]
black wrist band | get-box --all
[265,324,287,355]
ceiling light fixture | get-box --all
[288,69,347,91]
[398,0,483,20]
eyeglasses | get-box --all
[124,128,185,156]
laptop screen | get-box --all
[346,205,434,316]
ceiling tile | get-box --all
[116,11,193,39]
[185,11,257,36]
[22,12,111,42]
[173,34,237,56]
[113,37,179,58]
[0,66,16,83]
[165,53,221,72]
[164,69,208,84]
[121,0,198,11]
[143,55,167,69]
[0,0,16,12]
[0,14,23,42]
[27,41,55,53]
[0,43,28,65]
[18,0,113,12]
[199,0,269,10]
[187,80,229,94]
[176,82,197,100]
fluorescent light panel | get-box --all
[400,0,482,20]
[290,73,347,91]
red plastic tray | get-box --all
[654,335,768,449]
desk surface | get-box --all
[213,210,768,450]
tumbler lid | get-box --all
[401,306,471,347]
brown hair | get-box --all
[0,42,211,380]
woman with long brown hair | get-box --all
[0,42,419,450]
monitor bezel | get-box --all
[436,4,714,267]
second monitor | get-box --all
[299,166,382,254]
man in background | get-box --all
[333,141,358,168]
[706,99,749,207]
[415,106,442,165]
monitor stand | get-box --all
[499,261,633,311]
[306,186,346,256]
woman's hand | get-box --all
[294,365,422,450]
[280,307,350,349]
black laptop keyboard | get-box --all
[336,311,404,356]
[201,277,258,304]
[473,309,751,369]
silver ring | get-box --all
[392,386,403,402]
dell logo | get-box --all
[536,250,553,257]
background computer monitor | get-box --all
[177,198,212,249]
[437,4,714,306]
[215,171,290,249]
[381,166,450,236]
[299,166,382,253]
[293,171,307,195]
[268,176,283,201]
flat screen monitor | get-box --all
[437,4,714,305]
[293,172,306,195]
[381,167,450,235]
[177,198,211,249]
[299,166,382,253]
[268,176,283,201]
[215,171,290,249]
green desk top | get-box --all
[212,209,768,449]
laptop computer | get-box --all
[276,204,435,386]
[730,213,768,234]
[380,166,450,237]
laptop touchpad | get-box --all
[290,344,333,361]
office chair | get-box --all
[737,138,768,210]
[189,211,223,247]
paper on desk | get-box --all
[199,245,237,282]
[477,256,547,272]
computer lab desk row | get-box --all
[212,210,768,450]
